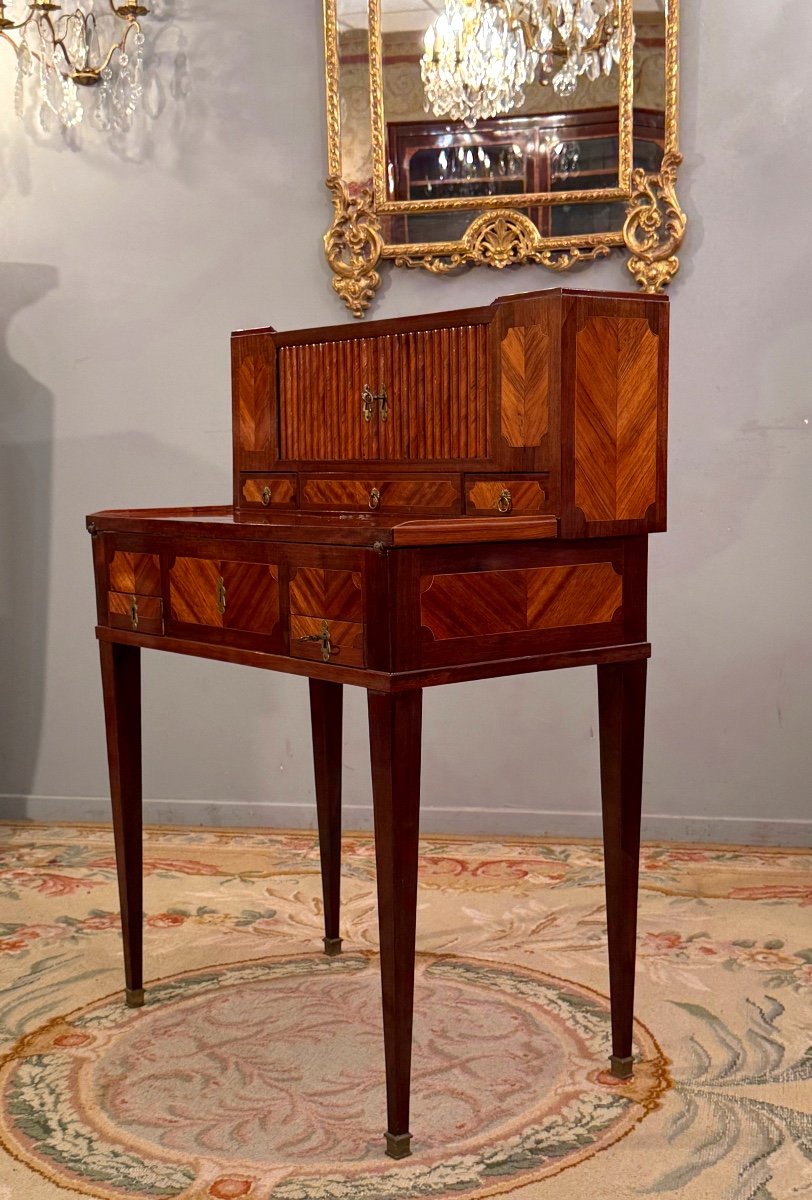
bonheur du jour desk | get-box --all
[87,287,668,1159]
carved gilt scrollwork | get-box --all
[394,211,612,275]
[623,151,686,294]
[324,177,383,319]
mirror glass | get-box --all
[335,0,666,247]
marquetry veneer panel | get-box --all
[574,317,659,524]
[169,557,280,636]
[301,476,460,514]
[108,552,161,596]
[233,334,272,459]
[499,324,550,448]
[279,326,488,463]
[289,567,363,624]
[420,562,622,641]
[241,475,297,509]
[465,478,548,516]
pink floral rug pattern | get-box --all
[0,824,810,1200]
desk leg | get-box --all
[368,689,422,1160]
[309,679,343,956]
[99,641,144,1009]
[598,659,646,1079]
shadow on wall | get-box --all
[0,264,58,803]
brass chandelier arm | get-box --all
[0,2,142,80]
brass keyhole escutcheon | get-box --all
[130,595,138,631]
[362,384,388,423]
[261,486,272,506]
[216,576,226,615]
[369,487,381,510]
[297,620,335,663]
[497,488,512,514]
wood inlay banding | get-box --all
[421,562,622,641]
[500,324,550,448]
[574,317,659,523]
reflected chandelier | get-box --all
[421,0,622,128]
[0,0,150,133]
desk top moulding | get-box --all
[322,0,685,317]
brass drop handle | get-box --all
[216,576,226,615]
[297,620,337,663]
[369,487,381,511]
[261,486,272,506]
[361,384,388,422]
[130,595,138,631]
[497,488,512,514]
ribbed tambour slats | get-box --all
[277,325,488,462]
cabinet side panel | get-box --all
[232,332,275,482]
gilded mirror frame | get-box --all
[323,0,685,318]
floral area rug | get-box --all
[0,823,810,1200]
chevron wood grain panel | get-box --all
[574,317,659,523]
[500,324,550,447]
[108,552,160,596]
[241,475,297,509]
[290,567,363,623]
[290,615,365,667]
[222,562,280,635]
[526,563,622,628]
[301,476,460,513]
[233,336,271,457]
[421,562,622,642]
[465,479,548,515]
[278,326,488,463]
[108,592,163,635]
[169,557,223,627]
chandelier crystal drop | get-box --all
[0,0,150,135]
[421,0,622,128]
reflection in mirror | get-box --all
[336,1,665,247]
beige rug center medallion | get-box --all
[0,824,810,1199]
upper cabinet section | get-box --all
[231,286,668,537]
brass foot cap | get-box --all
[125,988,145,1009]
[609,1054,634,1079]
[385,1131,412,1160]
[323,937,343,957]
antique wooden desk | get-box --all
[88,286,668,1159]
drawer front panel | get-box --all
[301,475,460,514]
[465,477,549,517]
[290,567,363,623]
[421,562,622,640]
[108,592,163,635]
[168,556,281,643]
[109,552,161,596]
[290,616,364,668]
[240,475,298,510]
[278,325,488,463]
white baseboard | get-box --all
[1,794,810,846]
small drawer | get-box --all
[109,552,161,596]
[108,592,163,635]
[465,476,549,517]
[300,474,460,515]
[240,474,297,510]
[290,615,364,667]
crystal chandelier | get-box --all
[421,0,622,129]
[0,0,150,134]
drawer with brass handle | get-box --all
[240,475,298,510]
[465,477,550,518]
[108,592,163,636]
[300,474,461,515]
[291,616,364,667]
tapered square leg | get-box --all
[368,689,422,1160]
[598,659,647,1078]
[99,641,143,1007]
[309,679,343,956]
